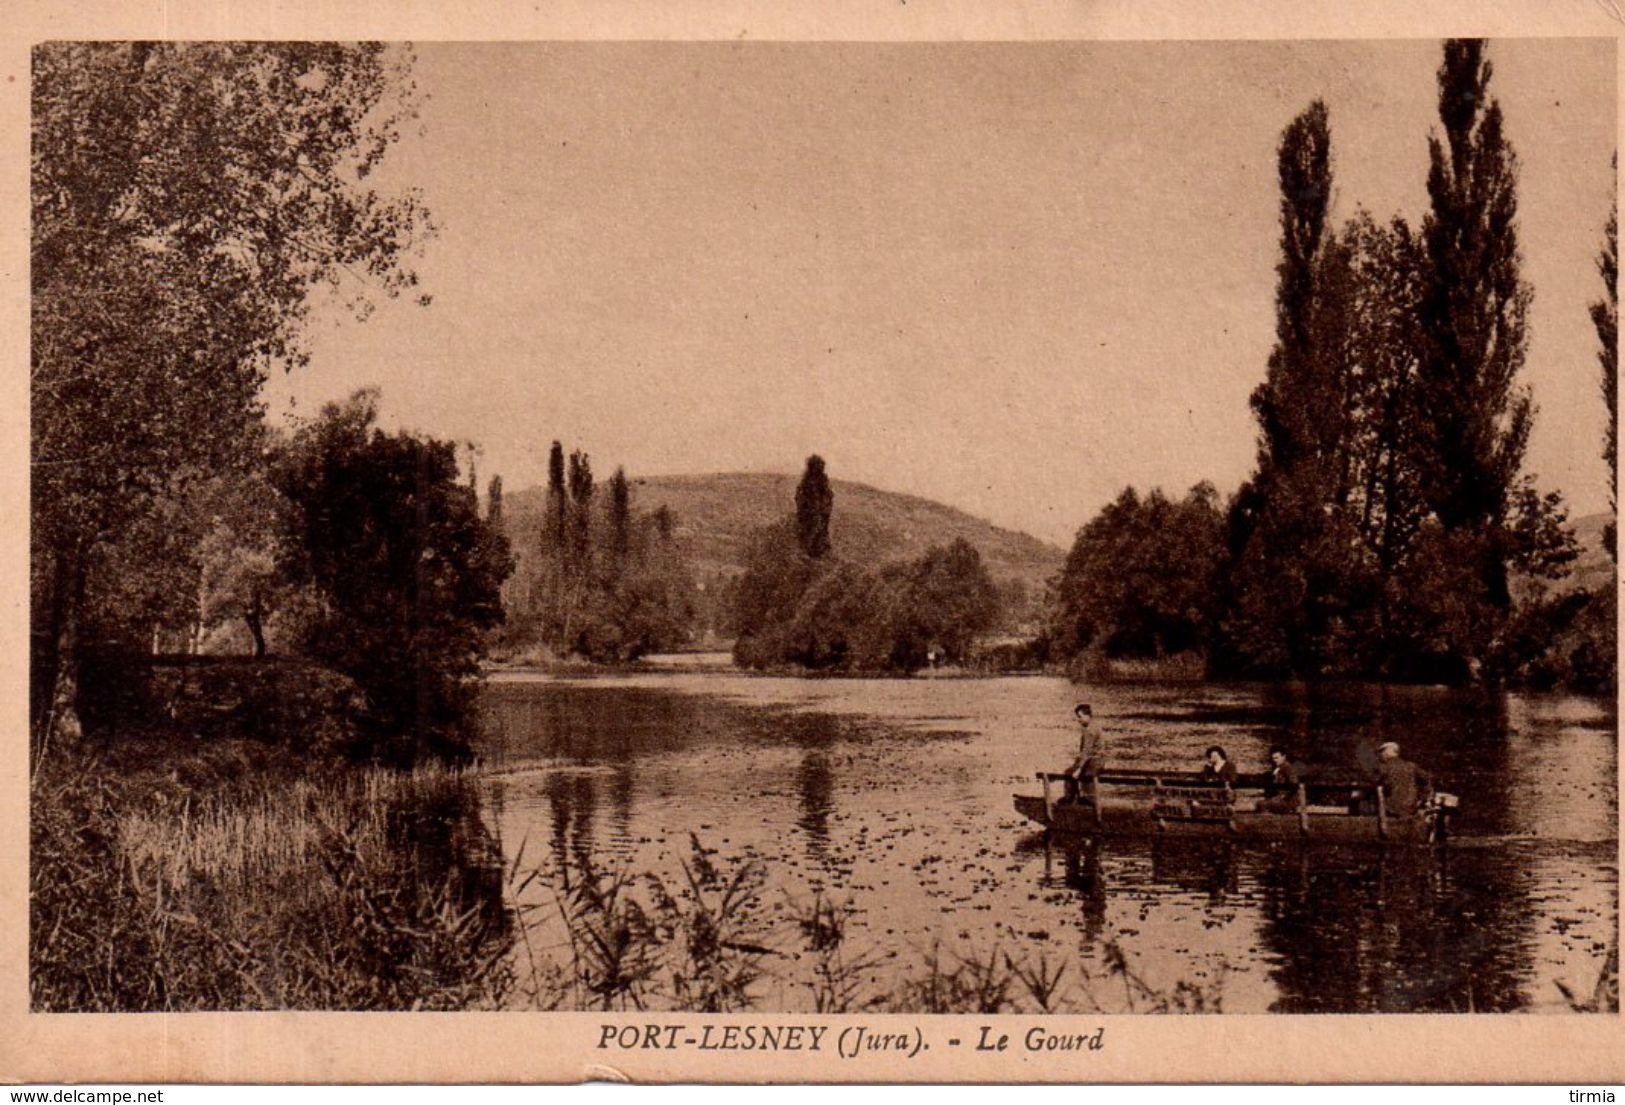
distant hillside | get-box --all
[503,472,1065,597]
[1565,512,1614,595]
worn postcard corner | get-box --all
[2,0,1622,1088]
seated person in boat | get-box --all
[1200,745,1237,786]
[1064,703,1102,799]
[1374,740,1431,815]
[1259,747,1300,812]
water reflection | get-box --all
[1040,834,1107,945]
[477,672,1616,1013]
[795,746,834,860]
[1033,831,1579,1013]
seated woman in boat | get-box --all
[1064,703,1102,800]
[1259,747,1300,812]
[1200,745,1237,786]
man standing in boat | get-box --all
[1374,740,1431,815]
[1064,703,1102,800]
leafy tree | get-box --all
[487,475,505,529]
[1053,485,1226,664]
[775,561,883,669]
[503,449,697,661]
[1250,100,1335,479]
[731,521,819,667]
[1416,40,1535,621]
[607,467,632,574]
[197,456,296,658]
[1337,214,1431,596]
[274,391,511,764]
[567,450,595,575]
[875,539,1000,670]
[1238,212,1431,677]
[31,43,430,749]
[519,441,572,646]
[794,455,834,559]
[1214,41,1575,685]
[733,459,1005,673]
[732,461,833,666]
[1593,160,1618,557]
[1224,101,1370,675]
[580,509,697,661]
[736,534,1000,674]
[544,441,567,561]
[556,450,596,647]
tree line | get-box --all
[730,456,1002,672]
[30,39,1614,754]
[499,442,696,662]
[1048,39,1616,691]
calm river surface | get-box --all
[476,659,1617,1013]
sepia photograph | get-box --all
[10,7,1624,1086]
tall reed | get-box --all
[31,754,512,1011]
[502,836,1231,1015]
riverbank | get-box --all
[30,733,512,1011]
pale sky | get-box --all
[267,39,1617,547]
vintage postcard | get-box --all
[3,0,1622,1087]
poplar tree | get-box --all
[1416,39,1533,610]
[794,455,834,559]
[487,475,505,528]
[1249,100,1334,480]
[607,467,632,573]
[1224,100,1353,676]
[544,441,567,561]
[567,450,595,578]
[1593,162,1618,557]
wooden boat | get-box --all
[1014,769,1458,844]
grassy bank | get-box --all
[30,740,512,1011]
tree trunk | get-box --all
[246,608,266,658]
[45,549,87,753]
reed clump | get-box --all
[30,751,512,1011]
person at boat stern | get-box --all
[1064,703,1102,800]
[1374,741,1431,814]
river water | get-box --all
[475,659,1617,1013]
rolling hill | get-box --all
[501,472,1066,597]
[1562,511,1614,595]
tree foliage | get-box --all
[1050,485,1226,663]
[1594,159,1618,557]
[31,42,432,745]
[1250,100,1335,480]
[875,539,1001,669]
[733,462,1001,673]
[1416,40,1533,597]
[508,448,697,661]
[1207,40,1578,684]
[1227,100,1345,674]
[274,392,511,764]
[197,455,295,658]
[794,455,834,560]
